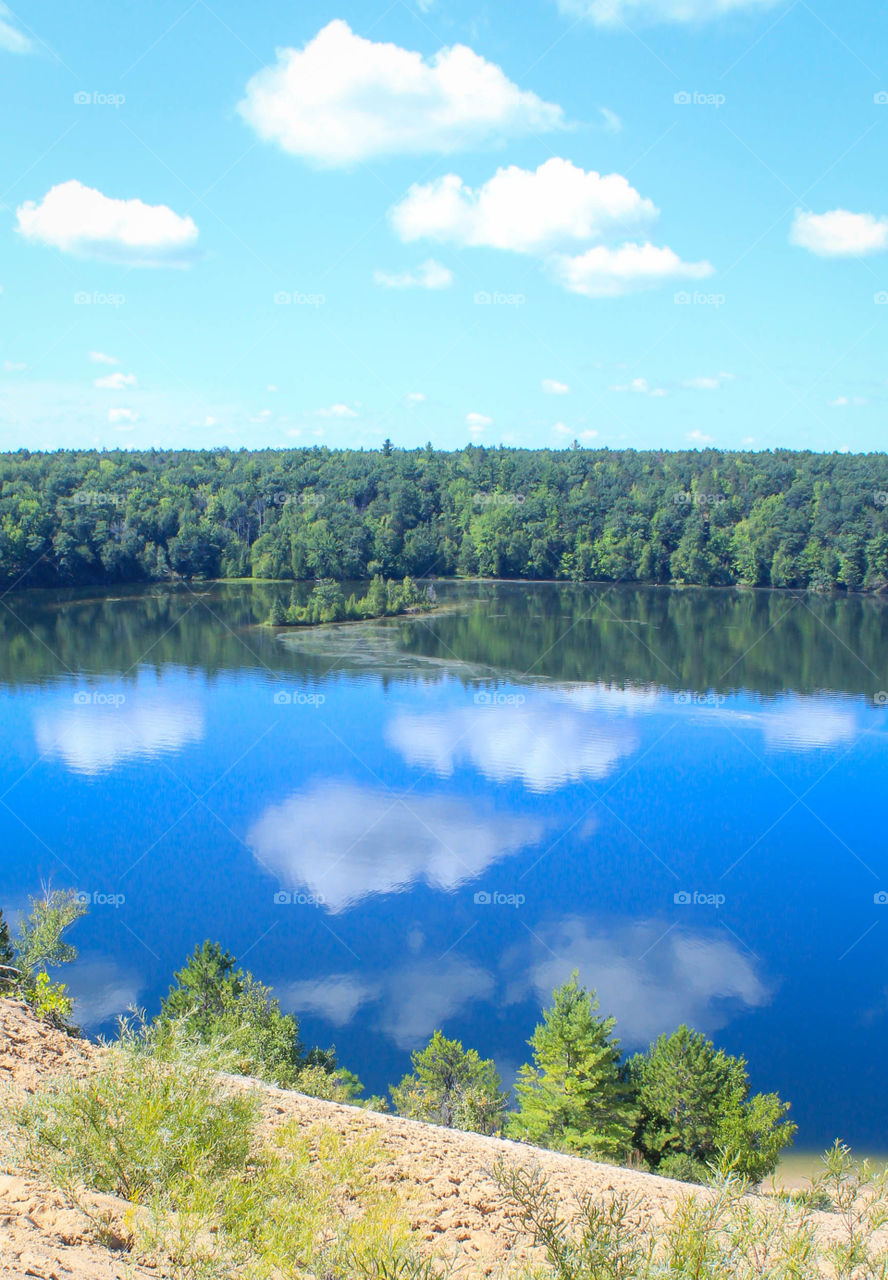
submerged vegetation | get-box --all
[267,574,433,626]
[2,445,888,592]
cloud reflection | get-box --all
[247,780,545,912]
[35,693,204,775]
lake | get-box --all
[1,580,885,1150]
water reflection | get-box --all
[246,780,545,912]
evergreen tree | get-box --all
[160,940,244,1034]
[508,973,635,1160]
[0,908,16,988]
[391,1030,507,1135]
[627,1025,796,1183]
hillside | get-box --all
[0,999,877,1278]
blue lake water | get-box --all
[1,580,886,1149]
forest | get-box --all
[2,444,887,592]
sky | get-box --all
[0,0,886,454]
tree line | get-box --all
[2,444,888,592]
[1,895,795,1185]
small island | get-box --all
[266,574,435,627]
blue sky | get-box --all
[0,0,886,453]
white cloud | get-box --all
[386,693,640,792]
[556,0,781,26]
[542,378,570,394]
[238,20,564,167]
[507,914,769,1047]
[406,392,427,404]
[687,429,714,443]
[612,376,667,397]
[2,360,26,373]
[759,700,859,751]
[552,421,571,436]
[88,351,119,365]
[0,4,30,53]
[790,209,888,258]
[246,780,544,913]
[95,371,137,390]
[552,242,712,298]
[683,372,734,390]
[392,159,656,255]
[282,974,381,1026]
[35,693,205,775]
[599,106,622,132]
[829,395,867,407]
[16,180,199,267]
[314,403,358,419]
[374,258,453,290]
[466,411,492,432]
[108,408,139,425]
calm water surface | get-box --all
[1,581,886,1148]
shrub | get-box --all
[391,1030,507,1135]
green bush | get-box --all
[391,1030,507,1135]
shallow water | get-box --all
[1,580,885,1148]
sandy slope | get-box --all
[0,998,872,1279]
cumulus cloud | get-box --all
[108,408,139,426]
[237,20,564,166]
[95,372,137,390]
[612,376,667,396]
[246,780,544,913]
[556,0,781,25]
[374,258,453,290]
[466,411,492,431]
[687,429,714,443]
[2,360,26,373]
[406,392,427,404]
[35,694,205,775]
[65,958,144,1028]
[386,694,640,792]
[313,403,358,418]
[392,159,657,255]
[89,350,119,365]
[543,378,570,394]
[16,180,199,267]
[0,4,30,53]
[551,242,712,298]
[390,158,710,299]
[790,209,888,258]
[507,914,769,1046]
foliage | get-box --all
[498,1146,888,1280]
[14,1019,440,1280]
[508,973,635,1161]
[0,889,87,1027]
[626,1025,796,1183]
[14,1014,257,1203]
[273,574,432,626]
[390,1030,508,1135]
[158,939,363,1097]
[3,445,888,593]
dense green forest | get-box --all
[3,445,888,592]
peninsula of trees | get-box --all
[2,444,887,592]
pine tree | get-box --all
[627,1025,796,1183]
[391,1030,507,1135]
[160,940,244,1034]
[507,972,635,1160]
